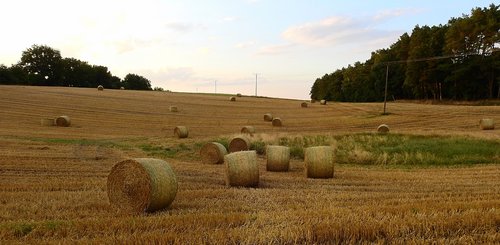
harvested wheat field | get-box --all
[0,85,499,244]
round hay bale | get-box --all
[272,118,282,127]
[311,99,316,103]
[169,106,178,112]
[97,85,104,91]
[241,126,255,135]
[229,96,236,101]
[120,87,125,90]
[301,102,308,108]
[236,93,242,97]
[320,100,327,105]
[264,113,273,122]
[174,126,188,138]
[55,116,71,127]
[41,118,55,126]
[107,158,178,213]
[200,142,227,164]
[377,124,390,134]
[479,119,495,130]
[304,146,334,179]
[266,145,290,172]
[224,151,259,187]
[229,136,250,153]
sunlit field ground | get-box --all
[0,85,499,243]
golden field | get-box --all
[0,85,499,244]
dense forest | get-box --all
[0,45,153,90]
[310,4,500,101]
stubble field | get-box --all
[0,85,499,244]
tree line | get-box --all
[0,44,153,90]
[310,4,500,101]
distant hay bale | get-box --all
[229,96,236,101]
[236,93,242,97]
[266,145,290,172]
[377,124,390,134]
[229,136,250,153]
[264,113,273,122]
[174,126,188,138]
[320,100,327,105]
[479,119,495,130]
[169,106,178,112]
[200,142,227,164]
[304,146,334,179]
[55,116,71,127]
[107,158,178,213]
[272,118,282,127]
[301,102,308,108]
[41,118,55,126]
[311,99,316,103]
[120,87,125,90]
[241,126,255,135]
[97,85,104,91]
[224,151,259,187]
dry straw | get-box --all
[479,119,495,130]
[41,118,55,126]
[55,116,71,127]
[272,118,282,127]
[266,145,290,172]
[107,158,178,213]
[169,106,178,112]
[377,124,390,134]
[241,126,255,135]
[304,146,334,179]
[97,85,104,91]
[200,142,227,164]
[301,102,308,108]
[320,100,327,105]
[224,151,259,187]
[229,96,236,101]
[264,113,273,122]
[174,126,189,138]
[229,136,250,153]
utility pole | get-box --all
[255,73,258,96]
[383,64,389,115]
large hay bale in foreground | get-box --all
[320,100,327,105]
[304,146,334,179]
[479,119,495,130]
[55,116,71,127]
[169,106,178,112]
[301,102,308,108]
[107,158,178,213]
[97,85,104,91]
[241,126,255,135]
[174,126,188,138]
[224,151,259,187]
[264,113,273,122]
[272,118,282,127]
[266,145,290,172]
[229,136,250,153]
[229,96,236,101]
[200,142,227,164]
[377,124,390,134]
[41,118,55,126]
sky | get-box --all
[0,0,496,99]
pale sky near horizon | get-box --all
[0,1,495,99]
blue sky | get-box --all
[0,0,495,99]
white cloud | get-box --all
[373,8,423,21]
[235,41,257,49]
[282,15,400,47]
[165,21,202,32]
[256,43,296,55]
